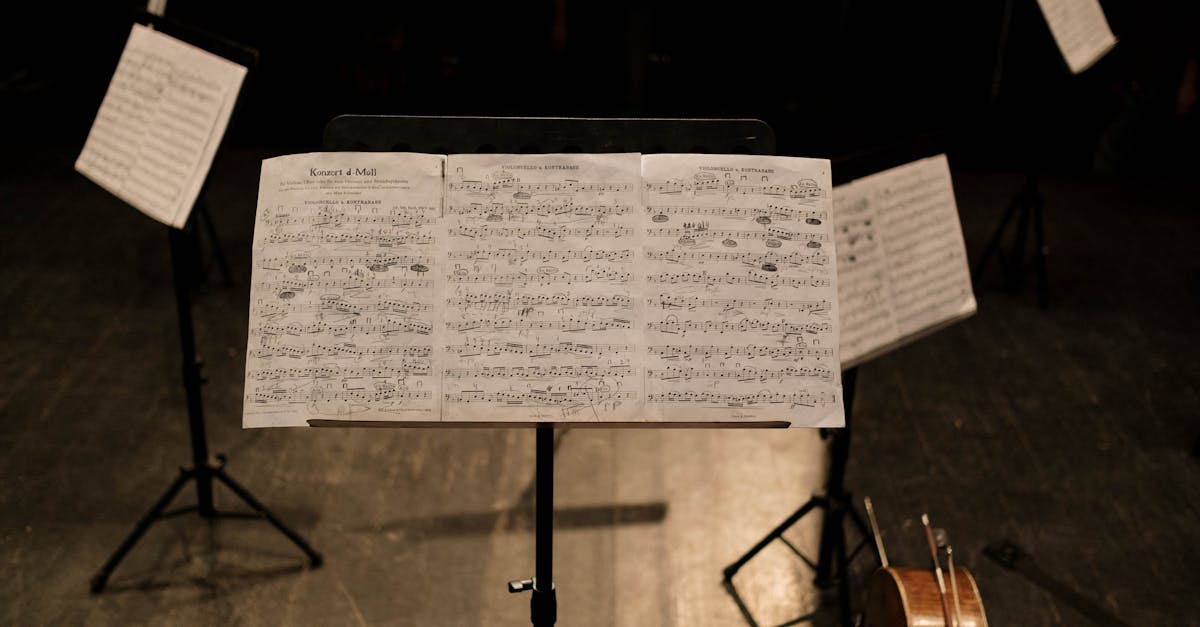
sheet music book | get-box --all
[75,24,247,228]
[243,152,843,428]
[1036,0,1118,74]
[833,155,976,368]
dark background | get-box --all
[2,1,1196,175]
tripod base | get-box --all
[90,457,322,594]
[723,492,874,627]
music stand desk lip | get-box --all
[306,419,791,429]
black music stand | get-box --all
[90,14,321,593]
[324,114,775,626]
[722,368,878,627]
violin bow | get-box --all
[921,513,955,627]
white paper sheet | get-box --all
[640,154,843,427]
[833,155,976,368]
[1036,0,1118,74]
[75,24,246,228]
[244,152,845,428]
[243,153,446,427]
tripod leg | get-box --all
[1033,190,1049,308]
[212,468,323,567]
[91,469,193,593]
[723,497,823,580]
[197,199,234,287]
[833,515,853,627]
[972,192,1021,284]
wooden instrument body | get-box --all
[863,567,988,627]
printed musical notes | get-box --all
[441,154,644,421]
[833,154,976,368]
[75,24,247,228]
[244,153,445,427]
[641,155,843,426]
[244,152,847,427]
[1036,0,1117,74]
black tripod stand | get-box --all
[90,222,322,593]
[972,173,1050,308]
[723,368,878,627]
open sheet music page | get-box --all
[441,153,645,422]
[1036,0,1118,74]
[244,152,843,427]
[75,24,247,228]
[640,155,843,427]
[834,155,976,368]
[244,153,445,427]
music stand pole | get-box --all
[509,424,558,626]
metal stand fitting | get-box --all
[90,226,322,594]
[972,173,1050,308]
[722,368,878,627]
[508,425,558,626]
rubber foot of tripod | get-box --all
[90,573,108,595]
[309,553,324,568]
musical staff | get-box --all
[646,391,837,406]
[447,249,632,263]
[447,269,631,285]
[646,320,832,335]
[445,340,634,357]
[446,318,632,332]
[646,345,834,359]
[647,296,831,313]
[445,293,632,309]
[450,224,633,240]
[647,365,834,382]
[645,271,829,287]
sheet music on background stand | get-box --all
[74,23,246,228]
[1035,0,1118,74]
[834,154,976,368]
